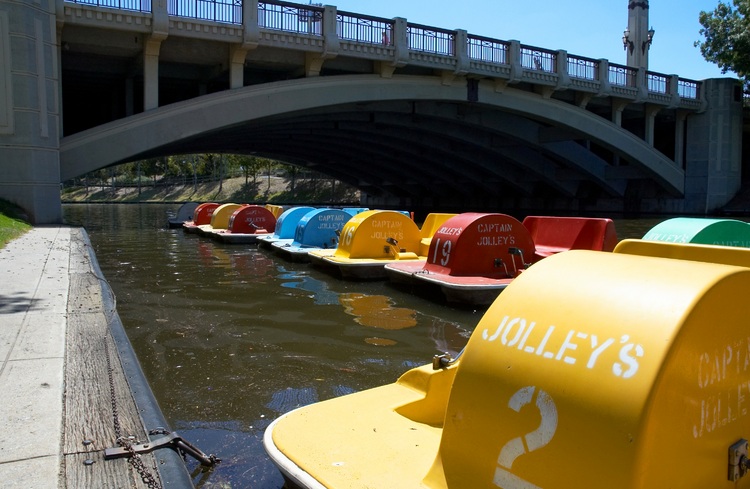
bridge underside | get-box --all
[61,75,684,215]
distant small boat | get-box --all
[385,214,617,305]
[308,211,456,279]
[270,208,359,262]
[265,243,750,489]
[182,202,219,233]
[167,202,199,228]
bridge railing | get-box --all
[520,45,557,73]
[609,64,638,88]
[62,0,703,104]
[337,11,393,46]
[167,0,242,24]
[407,23,455,56]
[567,55,599,81]
[467,35,509,64]
[258,1,323,34]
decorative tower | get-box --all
[622,0,654,70]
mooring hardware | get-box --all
[105,431,221,467]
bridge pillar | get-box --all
[0,0,61,223]
[684,78,743,213]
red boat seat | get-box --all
[522,216,617,262]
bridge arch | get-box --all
[60,74,684,204]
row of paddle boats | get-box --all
[169,202,750,487]
[173,202,620,305]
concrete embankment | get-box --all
[0,227,193,488]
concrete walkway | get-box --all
[0,227,71,487]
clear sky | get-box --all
[326,0,733,81]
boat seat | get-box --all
[522,216,617,261]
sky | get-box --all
[326,0,734,81]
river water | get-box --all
[62,204,665,488]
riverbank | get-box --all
[0,227,194,488]
[61,175,360,205]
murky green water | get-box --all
[62,204,662,488]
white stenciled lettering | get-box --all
[613,343,643,379]
[586,335,615,369]
[481,316,644,379]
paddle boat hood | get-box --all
[265,243,750,488]
[182,202,219,233]
[643,217,750,247]
[167,202,199,228]
[257,207,316,249]
[214,205,278,244]
[308,211,455,279]
[271,208,356,262]
[196,203,245,236]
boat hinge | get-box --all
[729,438,750,482]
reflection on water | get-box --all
[63,204,478,488]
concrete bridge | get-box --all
[0,0,743,222]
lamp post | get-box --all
[624,0,654,70]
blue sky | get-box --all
[327,0,733,81]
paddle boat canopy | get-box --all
[384,213,534,304]
[257,207,316,249]
[642,217,750,247]
[196,203,245,236]
[182,202,219,233]
[308,211,454,279]
[167,202,199,228]
[265,246,750,489]
[214,205,278,244]
[271,208,355,262]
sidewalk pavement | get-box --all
[0,227,72,488]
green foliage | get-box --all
[697,0,750,92]
[0,199,31,248]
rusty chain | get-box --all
[105,340,163,489]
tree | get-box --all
[696,0,750,92]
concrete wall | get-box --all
[683,78,744,214]
[0,0,61,224]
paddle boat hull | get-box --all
[266,244,750,488]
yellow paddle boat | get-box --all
[265,241,750,489]
[308,211,456,279]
